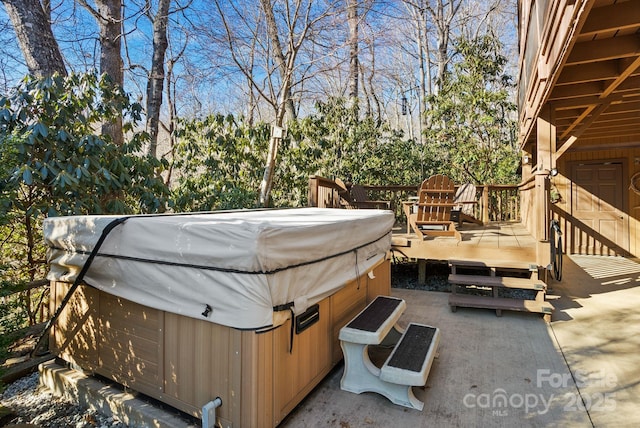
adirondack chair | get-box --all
[335,179,390,210]
[451,183,483,227]
[408,175,461,240]
[350,184,391,210]
[335,178,356,209]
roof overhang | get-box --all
[519,0,640,155]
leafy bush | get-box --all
[0,72,170,332]
[284,98,429,188]
[170,114,270,211]
[168,100,425,211]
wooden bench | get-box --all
[339,295,440,410]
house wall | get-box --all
[551,145,640,257]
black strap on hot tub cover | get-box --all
[32,216,131,356]
[36,208,275,354]
[34,210,259,356]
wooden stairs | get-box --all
[448,259,554,322]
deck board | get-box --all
[391,221,538,265]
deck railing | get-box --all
[308,176,522,225]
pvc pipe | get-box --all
[202,397,223,428]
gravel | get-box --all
[391,260,538,300]
[0,373,128,428]
[391,260,451,292]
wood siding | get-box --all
[552,146,640,257]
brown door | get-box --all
[571,162,628,255]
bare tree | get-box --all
[424,0,462,93]
[407,2,430,108]
[78,0,124,146]
[256,0,295,206]
[259,0,297,121]
[145,0,171,158]
[1,0,66,77]
[347,0,358,104]
[160,19,189,185]
[211,0,341,205]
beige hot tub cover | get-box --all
[44,208,394,330]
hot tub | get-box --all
[44,208,394,426]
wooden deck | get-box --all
[391,221,538,265]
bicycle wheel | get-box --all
[552,236,563,281]
[550,227,557,275]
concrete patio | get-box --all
[280,255,640,427]
[37,254,640,427]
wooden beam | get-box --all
[588,121,640,132]
[549,67,640,100]
[566,34,640,66]
[549,81,605,101]
[599,100,640,114]
[557,60,640,138]
[580,1,640,37]
[556,61,620,85]
[582,123,640,136]
[589,111,640,125]
[552,95,605,109]
[554,109,583,120]
[535,106,553,244]
[556,101,613,158]
[600,57,640,98]
[559,105,597,140]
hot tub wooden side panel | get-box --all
[272,298,332,425]
[50,282,100,371]
[50,282,164,395]
[162,312,243,425]
[329,259,391,364]
[49,260,391,427]
[367,258,391,300]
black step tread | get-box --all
[345,295,403,332]
[384,323,437,372]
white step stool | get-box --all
[339,295,440,410]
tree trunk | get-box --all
[257,0,297,206]
[95,0,124,146]
[259,0,296,121]
[425,0,461,94]
[259,98,288,207]
[2,0,66,77]
[145,0,171,158]
[416,6,429,142]
[347,0,358,105]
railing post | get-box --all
[482,186,489,224]
[308,176,319,207]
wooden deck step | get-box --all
[449,294,554,318]
[448,274,546,290]
[380,323,440,387]
[449,259,538,271]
